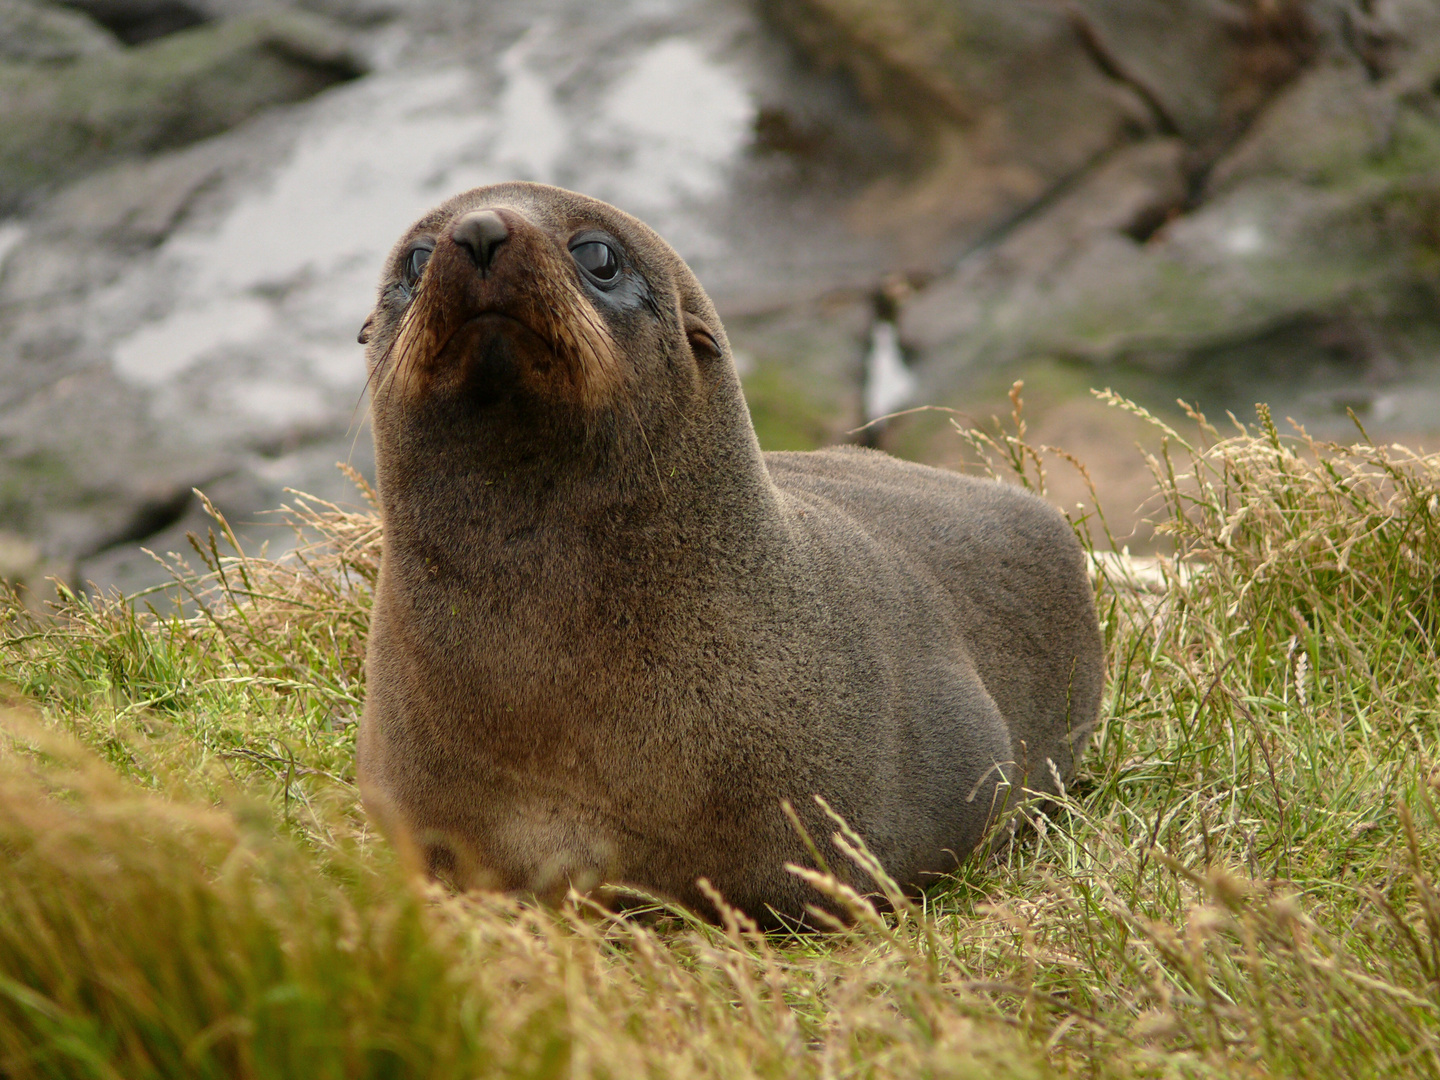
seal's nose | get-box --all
[451,210,510,271]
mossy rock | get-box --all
[0,9,363,211]
[728,298,869,452]
[742,363,851,451]
[0,0,120,62]
[758,0,1146,246]
[903,49,1440,384]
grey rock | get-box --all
[0,0,120,61]
[55,0,207,44]
[34,149,226,251]
[1070,0,1315,148]
[1343,0,1440,81]
[0,9,364,212]
[902,138,1191,364]
[0,142,242,416]
[909,169,1436,378]
[757,0,1152,241]
[71,461,339,599]
[291,0,400,28]
[0,526,68,607]
[4,0,1439,601]
[59,0,402,37]
[190,0,403,27]
[0,0,908,598]
[1015,178,1417,367]
[0,530,40,582]
[1206,57,1396,194]
[903,44,1440,387]
[757,0,1326,251]
[0,133,276,567]
[0,362,208,544]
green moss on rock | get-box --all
[0,10,363,211]
[741,363,850,451]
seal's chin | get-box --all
[425,311,554,406]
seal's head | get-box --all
[359,183,731,472]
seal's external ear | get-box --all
[358,315,374,345]
[683,311,720,360]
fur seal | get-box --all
[356,182,1104,925]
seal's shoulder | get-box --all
[763,445,1084,577]
[764,445,1056,521]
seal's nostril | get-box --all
[451,210,510,271]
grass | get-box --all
[1,391,1438,1078]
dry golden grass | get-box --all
[1,392,1438,1078]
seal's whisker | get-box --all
[573,298,620,388]
[353,341,392,422]
[378,283,433,405]
[538,279,621,408]
[622,392,664,493]
[367,311,410,406]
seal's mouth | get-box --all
[440,311,533,357]
[373,208,623,412]
[443,312,555,405]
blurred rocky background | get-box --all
[1,0,1437,596]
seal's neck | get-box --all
[372,363,782,592]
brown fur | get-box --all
[357,182,1104,925]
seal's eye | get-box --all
[571,241,619,284]
[401,244,432,290]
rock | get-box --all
[727,290,872,448]
[902,138,1191,364]
[56,0,208,45]
[0,361,222,551]
[290,0,400,29]
[1340,0,1440,82]
[71,467,280,598]
[2,0,1437,601]
[1206,57,1395,194]
[910,171,1437,378]
[0,9,364,212]
[0,142,240,419]
[1070,0,1315,150]
[0,527,69,607]
[35,148,226,251]
[57,0,402,41]
[759,0,1324,257]
[760,0,1153,249]
[0,134,272,570]
[0,3,904,598]
[0,531,41,583]
[1016,178,1418,367]
[902,46,1440,386]
[767,0,1318,151]
[0,0,120,62]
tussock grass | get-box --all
[1,393,1438,1078]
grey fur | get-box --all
[357,182,1104,925]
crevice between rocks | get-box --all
[1055,0,1321,224]
[56,0,209,46]
[76,482,198,561]
[1056,1,1181,138]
